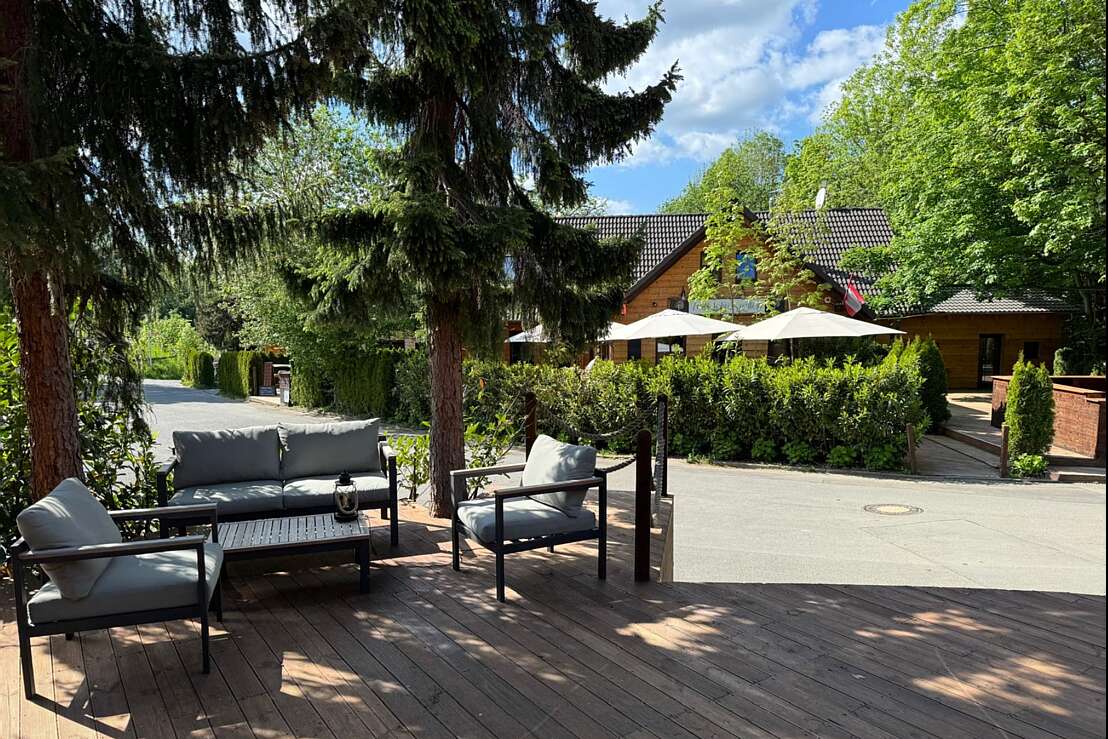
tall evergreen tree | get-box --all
[289,2,678,516]
[0,1,369,499]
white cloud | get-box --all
[596,197,637,215]
[594,1,887,167]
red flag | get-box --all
[844,278,865,316]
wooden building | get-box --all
[550,208,1074,389]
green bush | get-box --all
[1005,356,1055,456]
[182,350,215,388]
[863,444,901,471]
[783,440,817,465]
[291,362,329,408]
[883,337,948,432]
[332,349,403,416]
[751,437,777,462]
[217,350,266,397]
[827,445,856,468]
[2,313,157,543]
[1009,453,1048,478]
[395,349,432,424]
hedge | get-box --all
[293,348,927,470]
[181,350,215,388]
[217,350,266,397]
[1006,356,1055,456]
[884,336,948,432]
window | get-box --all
[627,339,642,361]
[699,249,722,281]
[735,252,757,281]
[655,336,685,360]
[1023,341,1040,361]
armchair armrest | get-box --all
[156,458,177,507]
[451,463,526,480]
[17,535,206,564]
[109,503,217,523]
[494,476,601,499]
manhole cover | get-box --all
[864,503,923,516]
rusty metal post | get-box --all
[999,423,1010,478]
[906,423,918,475]
[524,392,537,458]
[634,428,652,582]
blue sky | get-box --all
[587,0,911,213]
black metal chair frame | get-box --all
[157,435,399,547]
[450,463,607,602]
[8,503,221,700]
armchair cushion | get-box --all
[282,472,391,510]
[170,480,284,516]
[27,543,223,624]
[172,426,281,489]
[522,435,597,517]
[16,478,122,599]
[457,497,596,544]
[279,419,381,479]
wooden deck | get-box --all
[2,488,1104,738]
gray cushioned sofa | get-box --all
[157,419,398,546]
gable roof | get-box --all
[556,208,1075,317]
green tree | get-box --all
[1,1,364,499]
[786,0,1105,354]
[289,3,678,516]
[661,131,786,213]
[1005,356,1055,456]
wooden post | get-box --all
[524,392,537,458]
[634,429,652,582]
[905,423,918,475]
[999,423,1010,478]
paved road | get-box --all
[144,380,1106,595]
[672,460,1106,594]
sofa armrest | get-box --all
[156,459,177,507]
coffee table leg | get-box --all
[358,541,371,593]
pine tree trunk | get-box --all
[2,0,82,499]
[427,299,465,518]
[9,266,84,500]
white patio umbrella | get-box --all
[611,309,743,341]
[721,306,904,342]
[506,322,626,343]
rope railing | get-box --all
[522,391,669,582]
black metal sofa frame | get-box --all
[8,503,221,700]
[157,435,399,547]
[450,463,606,602]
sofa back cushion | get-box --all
[172,426,281,489]
[522,434,597,517]
[280,419,381,479]
[16,478,122,599]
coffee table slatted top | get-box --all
[214,513,373,554]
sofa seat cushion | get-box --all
[16,478,122,599]
[170,480,284,516]
[521,434,597,516]
[282,473,391,510]
[28,543,223,624]
[279,419,381,479]
[172,426,281,489]
[457,497,596,544]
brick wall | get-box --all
[991,376,1106,460]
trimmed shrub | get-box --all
[827,445,856,468]
[783,440,817,465]
[217,350,266,397]
[291,363,329,408]
[1005,357,1055,456]
[395,349,432,425]
[1009,453,1048,478]
[883,337,948,432]
[182,351,215,388]
[332,349,403,416]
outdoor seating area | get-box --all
[3,477,1104,738]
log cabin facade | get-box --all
[544,208,1074,389]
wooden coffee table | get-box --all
[212,513,373,592]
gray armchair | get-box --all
[451,435,607,602]
[10,480,222,700]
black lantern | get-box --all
[333,471,359,522]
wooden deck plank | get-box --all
[2,489,1103,739]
